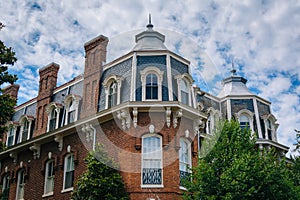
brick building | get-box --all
[0,21,288,200]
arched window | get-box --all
[7,126,15,147]
[180,80,189,105]
[64,94,81,125]
[206,108,220,134]
[68,100,75,124]
[63,154,74,190]
[175,73,194,106]
[44,160,54,195]
[103,75,123,109]
[140,67,164,101]
[16,169,25,200]
[142,134,162,186]
[108,81,118,108]
[236,109,254,134]
[239,114,250,130]
[2,174,10,200]
[21,118,30,143]
[179,138,191,187]
[146,73,158,100]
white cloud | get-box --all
[0,0,299,152]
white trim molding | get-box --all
[174,73,194,106]
[102,74,124,109]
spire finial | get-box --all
[230,58,237,76]
[146,13,154,29]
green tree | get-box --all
[71,144,128,200]
[183,120,300,200]
[0,22,18,136]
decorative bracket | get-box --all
[117,109,131,130]
[193,118,204,135]
[9,152,17,163]
[29,143,41,159]
[54,135,63,151]
[173,109,183,128]
[81,123,94,142]
[165,107,171,127]
[132,107,138,128]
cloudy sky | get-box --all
[0,0,299,154]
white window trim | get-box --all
[43,160,54,196]
[235,109,255,134]
[62,154,74,192]
[6,122,18,147]
[64,94,81,125]
[102,75,123,109]
[16,169,25,200]
[261,114,279,142]
[19,115,33,143]
[141,133,164,188]
[206,107,221,134]
[179,137,192,189]
[140,67,164,101]
[45,102,62,132]
[175,73,194,106]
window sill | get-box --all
[42,192,54,198]
[61,187,73,193]
[141,184,164,188]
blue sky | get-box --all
[0,0,299,154]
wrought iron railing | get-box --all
[180,170,191,186]
[142,168,162,185]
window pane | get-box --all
[68,111,75,124]
[65,171,74,189]
[7,127,14,146]
[179,138,191,186]
[142,136,162,185]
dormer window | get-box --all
[261,114,278,141]
[146,73,158,100]
[206,107,221,134]
[18,115,33,143]
[140,67,164,101]
[180,80,189,105]
[236,109,254,134]
[6,124,17,147]
[108,81,118,108]
[103,75,123,109]
[175,73,194,106]
[68,100,76,124]
[46,102,62,132]
[64,94,81,125]
[50,109,57,131]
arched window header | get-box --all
[45,102,63,115]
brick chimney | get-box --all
[2,84,20,100]
[81,35,108,118]
[34,62,60,137]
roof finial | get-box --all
[146,13,154,29]
[230,58,237,76]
